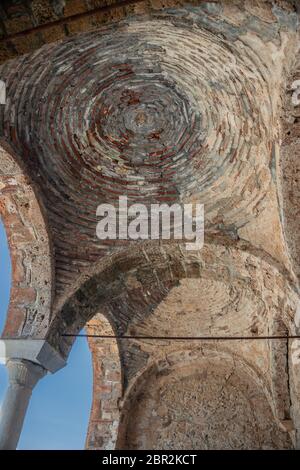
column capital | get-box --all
[0,339,66,373]
[6,359,47,390]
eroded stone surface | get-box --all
[280,50,300,280]
[119,355,292,449]
[85,313,122,450]
[0,140,53,337]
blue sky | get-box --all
[0,220,93,449]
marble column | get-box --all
[0,358,47,450]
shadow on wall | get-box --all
[0,219,93,449]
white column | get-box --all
[0,359,47,450]
[0,339,66,450]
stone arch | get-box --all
[116,346,293,450]
[0,139,53,338]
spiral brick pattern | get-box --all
[0,5,298,297]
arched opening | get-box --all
[0,142,93,449]
[0,218,11,422]
[17,333,93,450]
[0,213,93,448]
[0,219,11,334]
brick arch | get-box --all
[46,241,299,359]
[0,139,53,338]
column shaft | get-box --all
[0,359,46,450]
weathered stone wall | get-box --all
[0,0,135,63]
[0,1,299,63]
[85,313,122,450]
[280,51,300,280]
[118,352,292,449]
[0,139,53,337]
